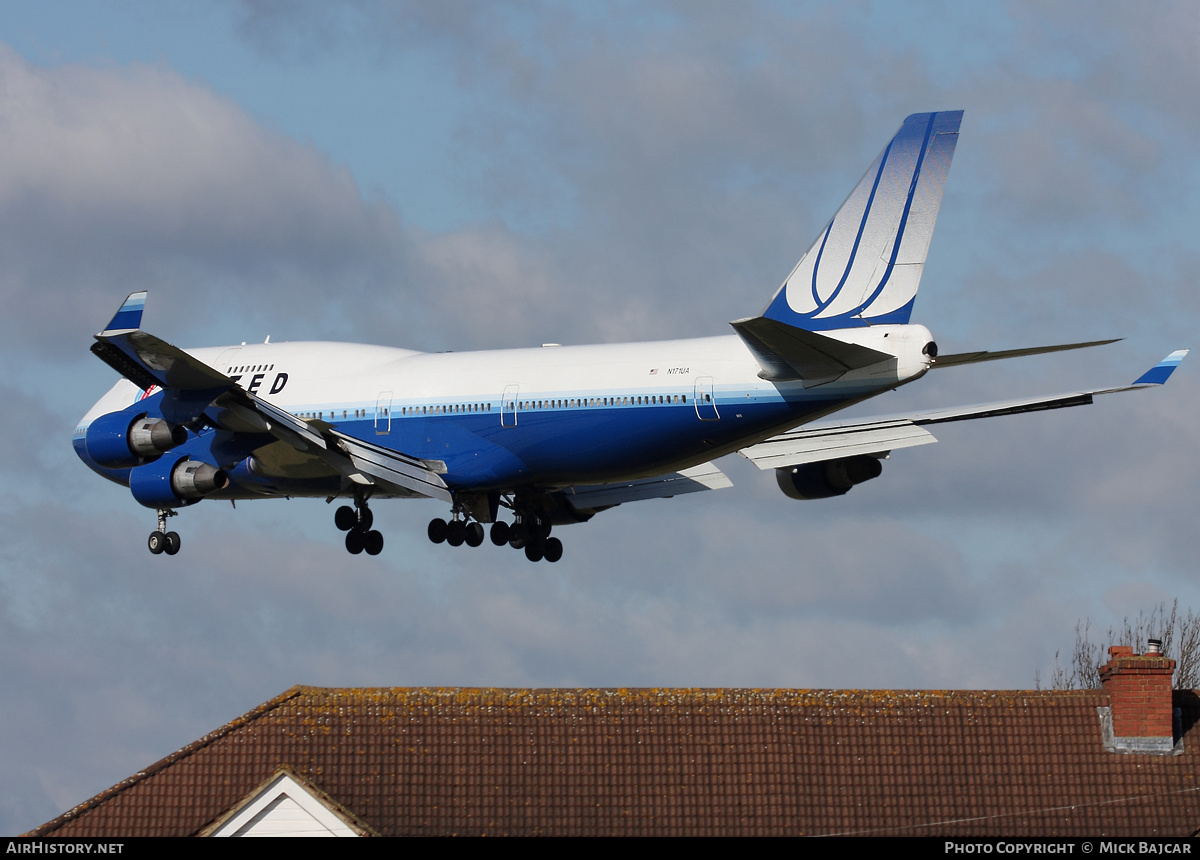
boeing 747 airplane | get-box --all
[73,111,1186,562]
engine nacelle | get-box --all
[129,455,229,509]
[85,411,187,468]
[776,455,883,500]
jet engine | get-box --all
[85,411,187,468]
[129,455,229,508]
[776,455,883,500]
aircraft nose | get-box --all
[72,424,91,465]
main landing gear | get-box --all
[335,493,383,556]
[428,507,563,563]
[426,516,485,548]
[148,508,181,556]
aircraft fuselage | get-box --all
[75,325,935,498]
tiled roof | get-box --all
[28,686,1200,837]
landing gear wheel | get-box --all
[446,520,466,547]
[524,541,545,563]
[465,522,485,547]
[335,505,357,531]
[346,529,365,555]
[508,522,529,549]
[543,537,563,563]
[149,507,179,555]
[364,530,384,556]
[490,521,510,546]
[358,507,374,531]
[427,518,447,544]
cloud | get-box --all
[0,45,409,350]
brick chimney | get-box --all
[1098,643,1177,754]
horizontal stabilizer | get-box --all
[933,339,1120,369]
[731,316,893,385]
[564,463,731,507]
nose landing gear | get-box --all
[148,509,181,556]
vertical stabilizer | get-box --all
[762,111,962,331]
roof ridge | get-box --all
[284,685,1104,698]
[287,685,1097,692]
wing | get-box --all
[739,350,1189,469]
[739,419,936,469]
[562,463,732,507]
[91,292,452,502]
[328,431,451,501]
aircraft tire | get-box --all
[508,522,529,549]
[465,522,485,547]
[334,506,357,531]
[164,532,181,555]
[543,537,563,563]
[490,521,510,546]
[446,520,466,547]
[359,507,374,531]
[148,531,166,555]
[524,541,544,563]
[427,518,447,544]
[364,530,384,556]
[346,529,365,554]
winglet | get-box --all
[1132,349,1188,386]
[99,291,147,335]
[91,291,233,394]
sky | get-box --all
[2,0,1198,834]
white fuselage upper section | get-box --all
[186,325,933,417]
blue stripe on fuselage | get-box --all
[77,386,852,496]
[333,394,842,488]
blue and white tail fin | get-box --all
[763,110,962,331]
